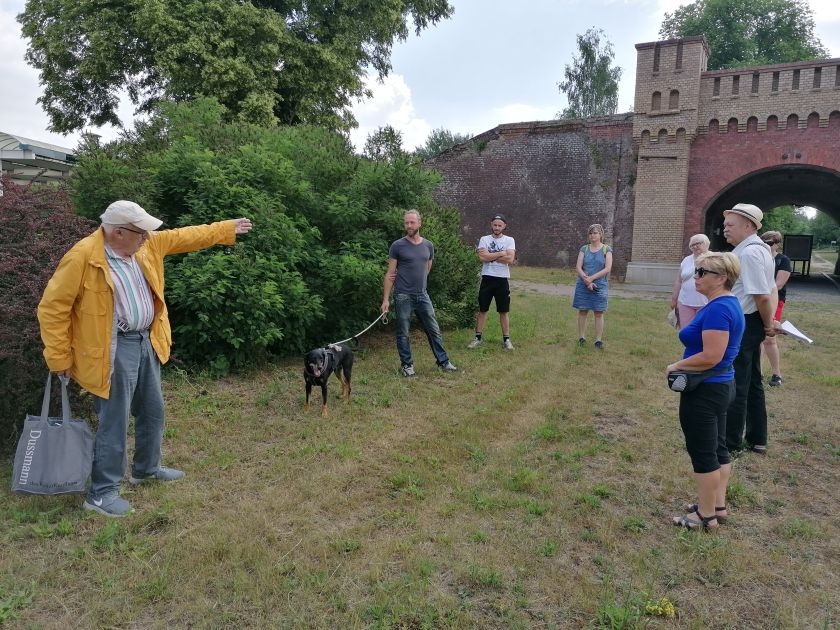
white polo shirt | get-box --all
[731,234,775,314]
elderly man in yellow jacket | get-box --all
[38,200,253,517]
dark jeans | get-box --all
[725,312,768,451]
[680,380,735,473]
[394,292,449,367]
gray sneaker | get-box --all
[129,466,185,485]
[401,364,416,377]
[84,493,134,518]
[502,339,514,350]
[438,361,458,372]
[467,338,483,349]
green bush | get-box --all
[67,98,476,370]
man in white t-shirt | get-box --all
[722,203,777,455]
[467,214,517,350]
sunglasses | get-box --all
[694,267,722,278]
[120,225,148,237]
[763,240,777,245]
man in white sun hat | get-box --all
[38,200,253,517]
[721,203,777,456]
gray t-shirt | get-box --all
[389,237,434,294]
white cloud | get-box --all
[350,73,432,153]
[350,73,560,154]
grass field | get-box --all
[2,272,839,629]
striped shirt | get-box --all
[104,245,154,331]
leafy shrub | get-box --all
[0,178,97,451]
[69,98,477,369]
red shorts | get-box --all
[774,300,785,322]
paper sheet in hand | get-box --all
[780,320,814,344]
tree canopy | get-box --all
[17,0,453,133]
[414,128,472,162]
[659,0,829,70]
[557,28,622,119]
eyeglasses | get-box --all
[763,240,777,246]
[688,242,704,247]
[120,225,148,237]
[695,267,722,278]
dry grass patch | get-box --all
[2,279,839,628]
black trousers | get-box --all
[725,312,768,451]
[680,381,735,473]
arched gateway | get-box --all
[429,37,840,284]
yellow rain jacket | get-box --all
[38,221,237,398]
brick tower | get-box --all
[625,37,709,285]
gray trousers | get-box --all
[89,330,165,500]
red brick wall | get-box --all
[685,114,840,248]
[429,116,636,277]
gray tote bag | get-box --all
[11,373,93,495]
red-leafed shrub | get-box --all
[0,176,97,452]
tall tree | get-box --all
[557,28,622,119]
[363,125,406,162]
[414,128,472,161]
[660,0,828,70]
[810,211,840,247]
[17,0,453,133]
[762,205,811,235]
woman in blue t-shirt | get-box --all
[666,252,745,531]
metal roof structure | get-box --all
[0,131,75,184]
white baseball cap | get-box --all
[100,200,163,231]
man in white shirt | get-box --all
[722,203,777,455]
[467,214,516,350]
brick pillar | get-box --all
[627,36,708,285]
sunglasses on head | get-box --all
[695,267,722,278]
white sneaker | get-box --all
[503,339,514,350]
[438,361,457,372]
[467,338,483,348]
[401,364,416,377]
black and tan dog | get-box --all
[303,344,353,416]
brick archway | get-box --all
[686,118,840,250]
[698,164,840,251]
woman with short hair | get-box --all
[667,252,745,531]
[759,231,791,386]
[671,234,710,329]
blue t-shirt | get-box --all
[678,295,745,383]
[389,237,434,294]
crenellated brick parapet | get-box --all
[697,60,840,133]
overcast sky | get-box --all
[2,0,839,153]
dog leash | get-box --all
[329,313,389,347]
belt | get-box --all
[117,329,149,337]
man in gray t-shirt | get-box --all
[381,210,456,377]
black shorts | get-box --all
[477,276,511,313]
